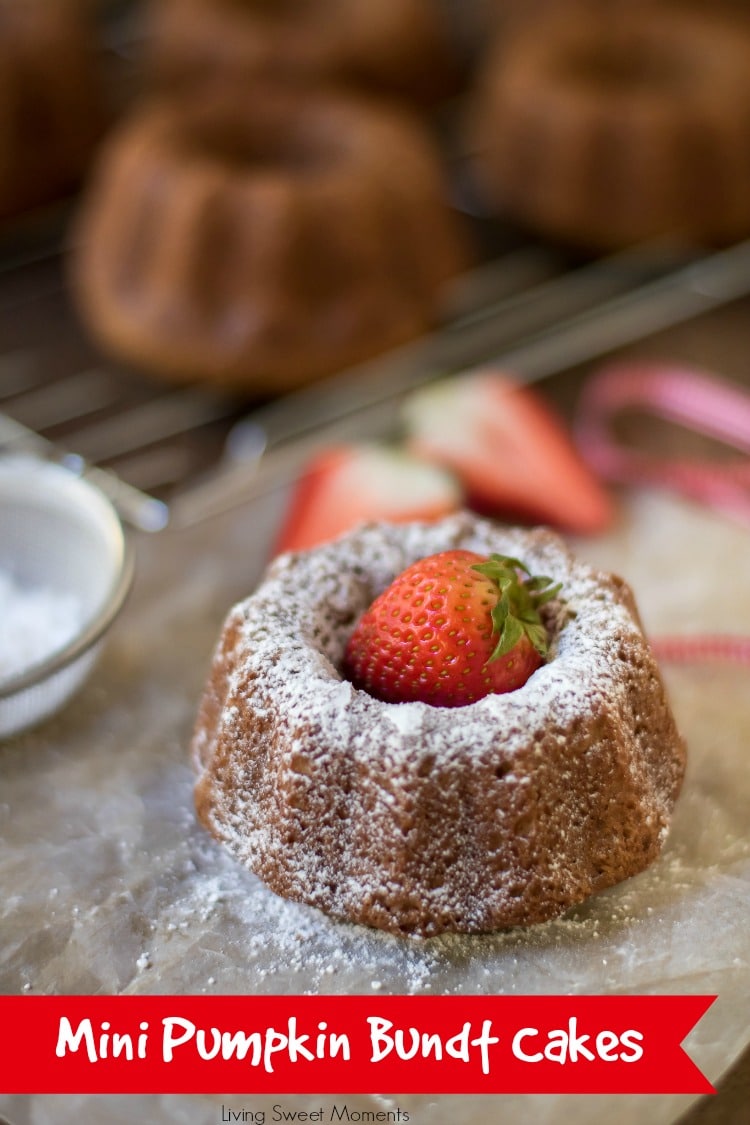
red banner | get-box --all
[0,995,714,1095]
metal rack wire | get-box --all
[3,230,750,531]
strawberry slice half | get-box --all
[403,370,613,534]
[273,442,463,555]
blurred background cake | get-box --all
[144,0,463,105]
[69,85,470,392]
[58,0,478,391]
[467,2,750,250]
[0,0,105,220]
[4,0,750,394]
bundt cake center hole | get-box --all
[223,0,314,15]
[183,119,333,175]
[560,44,688,95]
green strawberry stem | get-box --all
[471,554,561,661]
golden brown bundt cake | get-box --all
[468,5,750,250]
[0,0,104,220]
[69,86,470,392]
[193,514,686,936]
[144,0,461,105]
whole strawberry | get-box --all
[344,550,561,707]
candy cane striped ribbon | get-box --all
[576,360,750,524]
[576,361,750,664]
[651,634,750,665]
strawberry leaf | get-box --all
[472,553,563,661]
[491,614,523,659]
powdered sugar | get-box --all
[0,567,84,684]
[386,704,425,738]
[193,513,685,937]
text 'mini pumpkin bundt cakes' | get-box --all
[468,4,750,250]
[70,86,469,393]
[192,513,686,937]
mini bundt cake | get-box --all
[70,87,469,392]
[192,513,686,936]
[0,0,103,220]
[144,0,461,105]
[468,5,750,250]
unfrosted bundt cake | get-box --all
[192,513,686,936]
[70,86,469,392]
[0,0,103,220]
[468,5,750,250]
[144,0,461,106]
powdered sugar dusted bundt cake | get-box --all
[193,513,685,936]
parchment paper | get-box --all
[1,479,749,1125]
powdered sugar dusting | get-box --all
[0,567,84,683]
[386,703,425,738]
[193,513,685,937]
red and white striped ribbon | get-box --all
[651,634,750,665]
[576,361,750,665]
[576,360,750,524]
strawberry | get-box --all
[344,549,560,707]
[273,443,462,555]
[402,370,613,534]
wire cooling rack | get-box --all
[3,224,750,531]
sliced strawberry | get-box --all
[273,443,463,555]
[402,370,613,534]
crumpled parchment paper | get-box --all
[1,481,749,1125]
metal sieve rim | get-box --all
[0,482,135,700]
